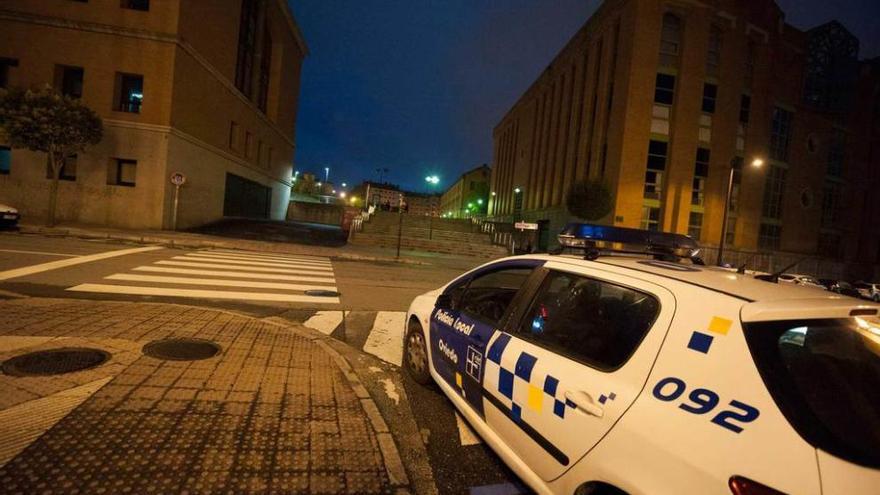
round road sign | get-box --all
[170,172,186,186]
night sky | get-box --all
[288,0,879,193]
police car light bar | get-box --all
[556,223,703,263]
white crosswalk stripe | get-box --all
[67,250,339,304]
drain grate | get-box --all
[305,289,340,297]
[142,338,221,361]
[2,348,110,377]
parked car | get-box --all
[404,223,880,495]
[0,203,19,228]
[777,273,826,290]
[818,279,862,298]
[854,282,880,302]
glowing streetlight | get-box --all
[425,175,440,185]
[477,199,483,205]
[514,187,522,194]
[718,156,764,265]
[339,192,346,199]
[491,191,496,196]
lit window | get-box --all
[115,73,143,113]
[108,158,137,187]
[702,83,717,113]
[654,73,675,105]
[640,206,661,231]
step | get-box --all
[350,233,509,258]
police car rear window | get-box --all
[744,317,880,468]
[515,270,660,371]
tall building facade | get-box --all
[0,0,306,229]
[440,164,490,218]
[489,0,880,271]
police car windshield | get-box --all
[744,317,880,468]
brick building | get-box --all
[440,163,491,218]
[0,0,306,229]
[488,0,880,272]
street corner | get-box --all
[0,297,412,494]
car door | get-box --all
[481,261,675,481]
[429,260,543,417]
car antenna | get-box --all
[736,252,758,274]
[758,258,805,284]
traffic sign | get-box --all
[515,221,538,230]
[170,172,187,186]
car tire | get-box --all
[403,319,432,386]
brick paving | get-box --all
[0,298,398,494]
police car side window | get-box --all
[458,268,533,326]
[517,270,660,371]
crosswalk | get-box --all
[67,249,340,304]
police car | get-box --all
[403,223,880,495]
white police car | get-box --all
[403,223,880,495]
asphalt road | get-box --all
[0,231,525,494]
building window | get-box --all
[692,148,709,206]
[108,158,137,187]
[229,121,239,150]
[827,129,845,177]
[640,206,661,231]
[54,65,84,99]
[688,211,703,239]
[120,0,149,11]
[235,0,259,96]
[46,154,77,181]
[761,165,786,220]
[702,83,717,113]
[706,26,722,76]
[0,146,11,175]
[257,25,272,112]
[758,223,782,250]
[739,94,751,124]
[770,106,793,162]
[0,57,19,89]
[245,132,254,158]
[114,73,143,113]
[659,13,682,67]
[644,140,667,200]
[654,73,675,105]
[821,182,842,228]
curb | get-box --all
[14,224,430,266]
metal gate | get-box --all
[223,173,271,218]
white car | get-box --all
[854,282,880,303]
[0,203,19,228]
[403,224,880,495]
[777,273,826,290]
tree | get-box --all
[565,178,613,221]
[0,85,103,226]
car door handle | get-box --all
[563,390,604,418]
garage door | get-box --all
[223,173,271,218]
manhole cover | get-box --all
[142,338,221,361]
[2,348,110,377]
[305,289,340,297]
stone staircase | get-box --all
[350,212,509,258]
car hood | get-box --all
[0,203,18,213]
[817,450,880,495]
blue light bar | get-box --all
[557,223,701,262]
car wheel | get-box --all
[404,319,431,385]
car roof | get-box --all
[519,254,847,303]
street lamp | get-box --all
[324,167,330,183]
[717,157,763,266]
[514,187,522,194]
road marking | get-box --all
[304,310,345,335]
[67,283,341,303]
[155,260,335,277]
[0,248,78,257]
[362,311,406,366]
[0,246,163,281]
[105,273,337,292]
[209,249,331,262]
[174,254,333,271]
[192,251,332,266]
[132,265,337,284]
[456,412,483,446]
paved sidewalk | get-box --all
[15,222,487,267]
[0,298,410,494]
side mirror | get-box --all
[436,294,452,310]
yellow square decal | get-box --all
[527,384,543,412]
[708,316,732,335]
[455,372,462,388]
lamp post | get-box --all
[425,175,440,239]
[717,157,763,266]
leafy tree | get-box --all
[0,85,102,226]
[565,178,613,220]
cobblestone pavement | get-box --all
[0,298,407,494]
